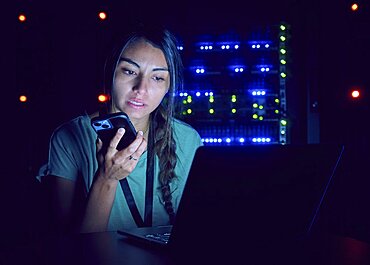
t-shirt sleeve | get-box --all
[37,124,79,182]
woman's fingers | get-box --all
[96,137,103,152]
[126,131,145,155]
[105,128,125,157]
[96,138,104,164]
[112,131,145,164]
[95,130,148,181]
[129,135,148,160]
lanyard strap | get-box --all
[120,132,154,227]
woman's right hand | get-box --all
[95,128,147,182]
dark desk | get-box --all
[8,231,370,265]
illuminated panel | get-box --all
[178,23,289,146]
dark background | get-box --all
[2,0,370,259]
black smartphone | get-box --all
[91,112,137,151]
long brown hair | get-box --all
[103,24,183,224]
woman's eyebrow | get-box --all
[119,57,169,72]
[119,57,139,68]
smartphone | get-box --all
[91,112,137,151]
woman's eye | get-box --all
[122,68,135,75]
[153,76,165,82]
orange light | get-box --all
[98,12,107,20]
[351,3,359,11]
[18,14,26,22]
[98,94,109,102]
[351,90,360,99]
[19,95,27,102]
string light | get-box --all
[98,94,109,102]
[351,90,360,98]
[18,14,26,22]
[351,3,359,11]
[19,95,27,102]
[98,11,107,20]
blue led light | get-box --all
[252,137,272,143]
[250,90,266,96]
[260,67,270,72]
[200,136,274,145]
[179,92,188,97]
[249,41,273,49]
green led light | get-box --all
[182,111,187,115]
[231,97,237,103]
[275,98,280,103]
[280,25,286,31]
[187,108,192,114]
[259,116,264,120]
[280,36,286,42]
[275,109,279,114]
[252,114,258,119]
[182,100,187,104]
[280,59,286,65]
[258,105,264,110]
[253,103,258,108]
[231,108,236,113]
[280,48,286,54]
[209,97,214,103]
[209,108,214,114]
[187,98,192,103]
[280,72,287,78]
[281,119,287,126]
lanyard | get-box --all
[120,134,154,227]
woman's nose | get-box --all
[133,76,148,93]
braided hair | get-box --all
[103,24,183,224]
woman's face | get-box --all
[112,38,170,126]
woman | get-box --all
[37,24,202,234]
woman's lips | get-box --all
[127,99,145,108]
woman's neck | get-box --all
[132,119,150,137]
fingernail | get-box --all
[139,131,144,136]
[118,128,124,134]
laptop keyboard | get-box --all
[145,232,171,244]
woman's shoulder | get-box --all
[51,114,93,140]
[173,118,199,136]
[173,118,203,146]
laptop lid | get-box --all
[118,144,344,262]
[168,144,344,258]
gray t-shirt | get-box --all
[37,114,203,231]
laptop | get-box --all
[117,144,344,263]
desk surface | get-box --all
[4,231,370,265]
